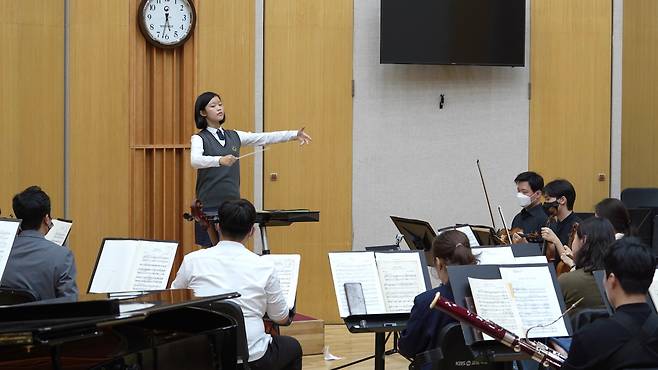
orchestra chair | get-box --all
[570,308,610,332]
[412,323,505,370]
[210,300,250,369]
[0,287,37,305]
[621,188,658,208]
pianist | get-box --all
[3,186,78,301]
[172,198,302,370]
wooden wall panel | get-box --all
[195,0,255,201]
[530,0,611,211]
[265,0,353,323]
[622,0,658,188]
[128,0,197,277]
[69,0,130,291]
[0,1,64,218]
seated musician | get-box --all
[511,171,548,239]
[540,179,582,257]
[398,230,477,368]
[171,199,302,370]
[558,218,614,316]
[563,237,658,370]
[595,198,631,240]
[3,186,78,301]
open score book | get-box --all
[88,239,178,293]
[468,266,569,339]
[261,254,300,311]
[329,251,429,318]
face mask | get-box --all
[516,192,532,208]
[542,200,560,215]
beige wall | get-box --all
[0,1,65,219]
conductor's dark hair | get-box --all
[13,186,51,230]
[194,91,222,130]
[543,179,576,210]
[514,171,544,193]
[574,217,615,272]
[217,199,256,240]
[595,198,632,236]
[604,237,655,295]
[432,230,476,266]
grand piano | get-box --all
[0,289,240,370]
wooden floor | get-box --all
[301,325,410,370]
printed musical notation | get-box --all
[89,239,178,294]
[329,251,429,317]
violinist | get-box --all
[540,179,582,256]
[595,198,632,240]
[557,218,614,316]
[511,171,548,243]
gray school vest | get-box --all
[195,129,241,207]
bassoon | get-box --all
[430,292,566,369]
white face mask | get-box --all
[516,192,532,207]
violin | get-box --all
[542,214,573,276]
[182,199,219,246]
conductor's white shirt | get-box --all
[171,241,289,361]
[190,127,297,169]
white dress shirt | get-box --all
[190,127,297,169]
[171,241,289,361]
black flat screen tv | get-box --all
[380,0,526,66]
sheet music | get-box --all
[512,256,548,264]
[262,254,300,310]
[474,247,515,265]
[648,269,658,310]
[468,277,524,340]
[131,241,178,291]
[456,226,480,247]
[45,219,72,246]
[329,252,386,317]
[375,252,427,312]
[0,220,20,282]
[499,266,569,337]
[89,239,178,293]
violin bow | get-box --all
[476,159,497,230]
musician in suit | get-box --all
[563,237,658,370]
[398,230,477,369]
[3,186,78,301]
[172,199,302,370]
[511,171,548,235]
[191,91,311,247]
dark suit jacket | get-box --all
[2,230,78,301]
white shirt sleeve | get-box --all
[170,258,190,289]
[190,134,221,169]
[264,270,289,322]
[236,130,297,146]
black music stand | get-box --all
[445,263,572,364]
[390,216,436,266]
[592,270,615,314]
[256,210,320,254]
[472,243,543,258]
[332,250,431,369]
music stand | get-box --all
[473,243,543,258]
[390,216,435,266]
[446,263,572,364]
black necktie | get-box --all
[216,129,225,141]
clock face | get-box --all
[139,0,196,48]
